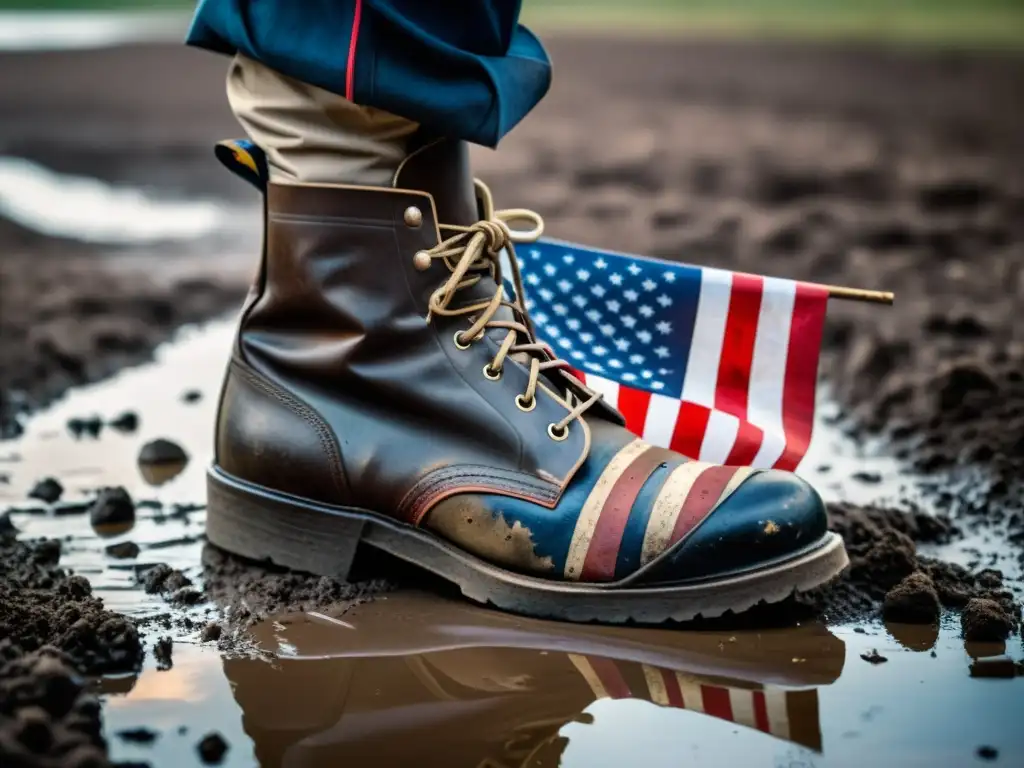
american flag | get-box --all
[508,238,828,471]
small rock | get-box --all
[117,727,159,744]
[0,510,18,535]
[962,598,1014,642]
[89,487,136,527]
[852,471,882,484]
[169,587,204,607]
[182,389,203,403]
[142,563,193,594]
[154,637,173,670]
[138,438,188,465]
[105,541,140,559]
[883,572,941,624]
[28,477,63,503]
[860,649,888,664]
[108,411,139,432]
[67,415,103,438]
[197,732,230,764]
[200,622,222,643]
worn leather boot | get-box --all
[206,138,848,623]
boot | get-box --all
[206,138,848,623]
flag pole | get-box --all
[821,285,894,304]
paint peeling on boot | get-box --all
[425,497,555,575]
[764,520,781,535]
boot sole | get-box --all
[206,466,849,624]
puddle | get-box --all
[2,320,1022,766]
[0,11,187,52]
[0,157,234,244]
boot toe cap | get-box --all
[632,469,828,585]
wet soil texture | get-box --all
[0,34,1023,768]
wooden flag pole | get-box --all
[821,285,894,304]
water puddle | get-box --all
[2,320,1022,766]
[0,11,187,52]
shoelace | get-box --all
[421,180,602,439]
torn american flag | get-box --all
[509,238,828,471]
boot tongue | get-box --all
[393,137,478,226]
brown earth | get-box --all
[1,37,1023,767]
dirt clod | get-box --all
[962,598,1015,642]
[140,564,193,596]
[197,732,229,765]
[137,439,188,466]
[861,649,888,664]
[87,488,135,531]
[153,637,173,671]
[200,623,222,643]
[883,572,941,624]
[27,478,62,504]
[116,727,158,744]
[107,411,139,433]
[104,541,140,560]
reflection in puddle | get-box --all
[1,321,1022,766]
[0,156,229,243]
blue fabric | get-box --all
[187,0,551,147]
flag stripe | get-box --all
[671,402,711,460]
[752,690,772,733]
[765,688,791,739]
[729,689,758,729]
[669,465,738,546]
[580,447,665,581]
[675,673,705,712]
[641,393,681,446]
[663,670,685,707]
[584,374,620,410]
[724,419,764,466]
[681,269,731,406]
[702,685,735,721]
[715,274,763,418]
[564,439,649,579]
[776,282,827,470]
[586,656,633,699]
[747,277,796,467]
[618,386,652,435]
[699,409,739,463]
[567,654,608,699]
[643,665,670,706]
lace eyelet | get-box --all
[515,394,536,412]
[547,423,569,441]
[453,331,472,350]
[482,364,502,381]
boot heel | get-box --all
[206,467,364,580]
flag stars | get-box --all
[651,381,665,390]
[623,290,639,302]
[562,253,575,264]
[609,273,623,286]
[594,258,608,269]
[553,303,568,315]
[576,269,590,281]
[636,330,653,344]
[629,354,645,365]
[600,324,616,337]
[558,338,572,349]
[526,273,540,286]
[572,295,588,308]
[614,338,630,351]
[570,350,585,360]
[621,315,637,329]
[534,312,549,325]
[608,359,623,369]
[662,270,675,283]
[529,249,541,260]
[566,318,581,331]
[525,299,536,311]
[579,332,594,344]
[642,279,657,292]
[622,372,638,382]
[585,309,602,323]
[545,326,561,338]
[658,368,671,375]
[656,294,672,308]
[655,321,672,335]
[557,279,573,293]
[638,305,654,318]
[654,346,670,358]
[590,362,605,372]
[593,346,607,356]
[538,288,554,301]
[641,370,654,379]
[627,263,642,276]
[543,263,557,276]
[605,299,620,312]
[591,285,606,298]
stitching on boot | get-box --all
[400,465,560,524]
[231,360,350,501]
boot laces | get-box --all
[422,180,602,436]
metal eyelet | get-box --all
[404,206,423,228]
[482,364,502,381]
[412,251,432,271]
[547,423,569,441]
[515,394,536,412]
[453,331,471,350]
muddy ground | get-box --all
[1,37,1023,766]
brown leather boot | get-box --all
[206,138,848,623]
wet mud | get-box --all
[1,36,1023,767]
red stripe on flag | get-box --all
[345,0,364,101]
[618,387,652,435]
[587,657,632,699]
[724,419,764,466]
[662,670,684,707]
[701,685,734,721]
[581,448,666,581]
[670,402,711,461]
[752,690,771,733]
[715,274,764,420]
[775,282,828,471]
[668,465,737,546]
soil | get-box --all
[1,36,1023,767]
